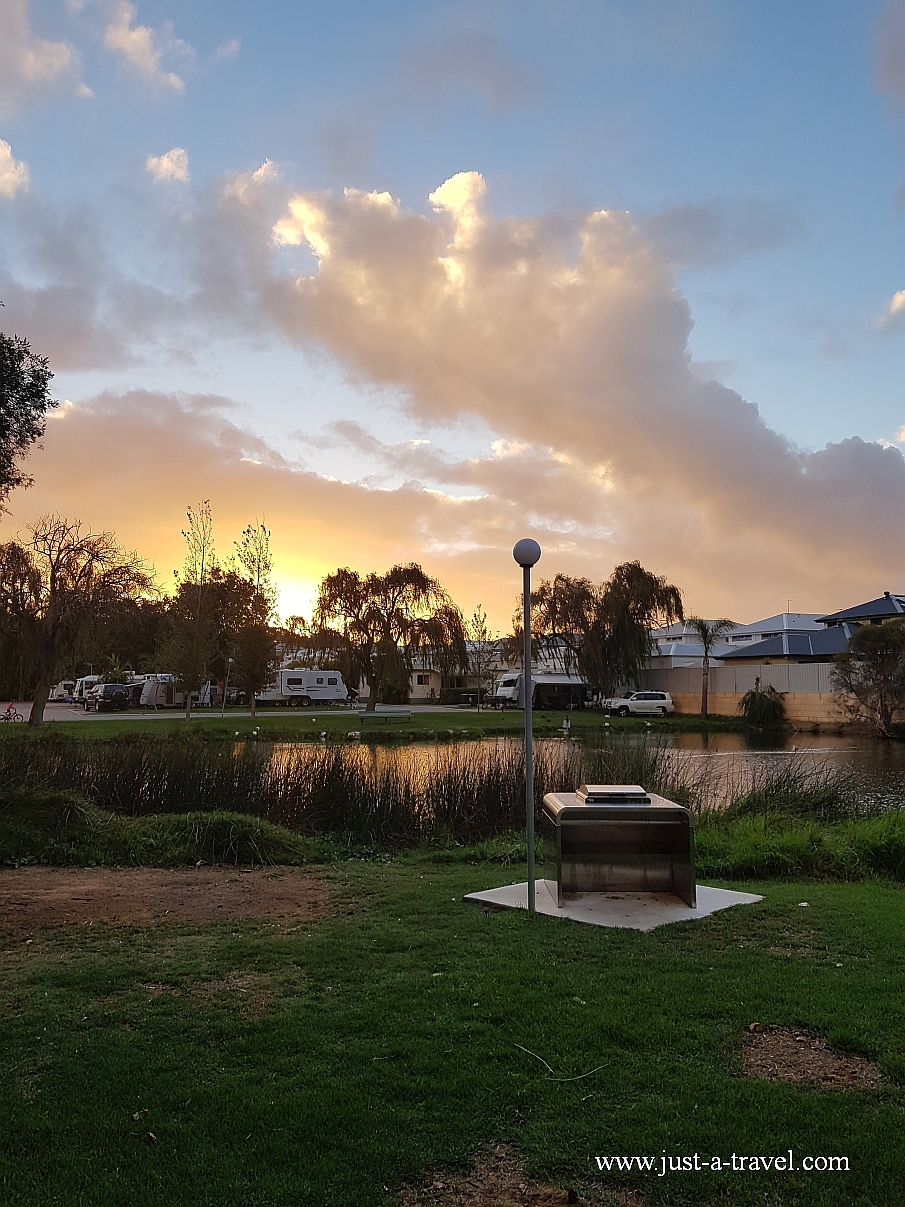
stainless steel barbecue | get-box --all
[541,783,696,908]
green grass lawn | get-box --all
[1,863,902,1206]
[7,707,750,742]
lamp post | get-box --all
[513,538,541,916]
[221,657,233,718]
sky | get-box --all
[2,0,905,629]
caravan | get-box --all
[72,676,102,706]
[139,675,212,708]
[490,672,588,710]
[257,669,349,707]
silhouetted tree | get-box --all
[0,515,152,725]
[314,564,467,710]
[163,501,218,720]
[530,562,684,697]
[0,327,57,511]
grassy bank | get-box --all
[4,789,905,884]
[4,706,753,741]
[1,862,902,1206]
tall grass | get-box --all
[0,732,693,845]
[0,731,895,848]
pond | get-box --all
[269,730,905,814]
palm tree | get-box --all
[686,617,735,717]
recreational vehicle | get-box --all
[138,675,212,708]
[50,680,76,701]
[490,672,588,710]
[72,676,102,705]
[257,669,348,707]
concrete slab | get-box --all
[463,879,762,931]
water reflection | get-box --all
[270,730,905,814]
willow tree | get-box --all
[0,515,153,725]
[530,561,684,697]
[314,564,467,710]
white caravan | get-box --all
[50,679,76,701]
[72,675,102,705]
[139,674,212,708]
[257,669,348,707]
[490,672,588,710]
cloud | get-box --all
[878,288,905,329]
[146,147,189,183]
[257,172,905,613]
[7,386,905,630]
[878,0,905,98]
[400,32,543,115]
[0,0,88,114]
[103,0,194,92]
[0,140,29,198]
[4,167,905,621]
[212,38,240,62]
[640,198,802,268]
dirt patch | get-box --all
[743,1026,881,1090]
[396,1147,645,1207]
[0,866,332,935]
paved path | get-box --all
[3,702,476,724]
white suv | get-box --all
[605,691,674,717]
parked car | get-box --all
[85,683,130,712]
[604,690,674,717]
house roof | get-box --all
[721,624,857,661]
[727,612,822,636]
[817,594,905,625]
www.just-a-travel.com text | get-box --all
[594,1152,849,1175]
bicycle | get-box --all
[2,703,24,722]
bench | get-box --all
[357,709,413,724]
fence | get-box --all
[639,663,836,696]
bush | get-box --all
[0,789,331,867]
[739,684,786,726]
[696,810,905,881]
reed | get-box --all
[0,732,694,845]
[0,731,892,849]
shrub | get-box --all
[739,684,786,726]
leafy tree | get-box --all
[163,501,218,720]
[0,328,57,511]
[231,619,279,716]
[235,521,276,605]
[68,597,168,681]
[833,620,905,738]
[686,617,735,717]
[530,562,684,697]
[0,515,152,725]
[467,604,500,710]
[313,564,467,711]
[230,523,277,716]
